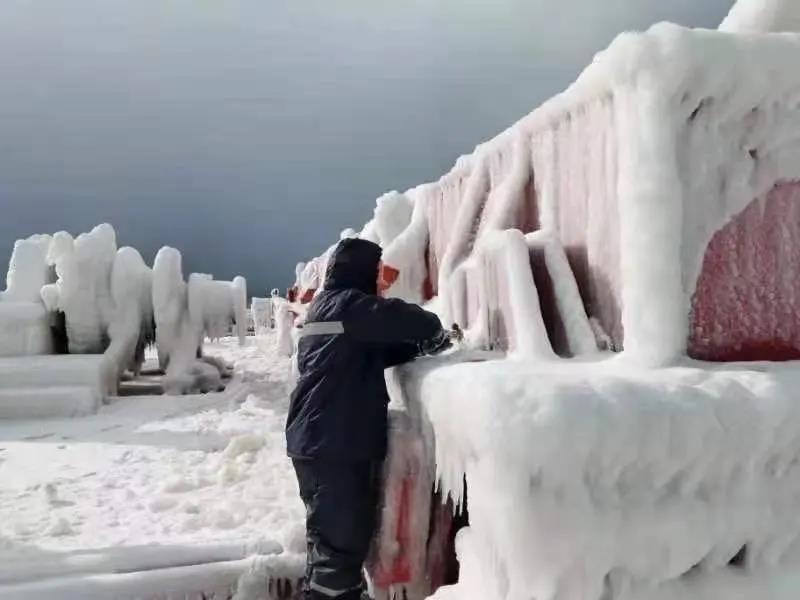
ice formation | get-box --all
[379,191,429,305]
[41,224,117,354]
[0,235,55,357]
[0,302,54,358]
[274,298,295,358]
[188,274,248,344]
[251,297,272,333]
[155,255,248,394]
[374,191,414,248]
[294,23,800,367]
[0,355,110,418]
[1,225,251,403]
[720,0,800,33]
[296,258,323,302]
[103,247,154,388]
[2,235,53,303]
[526,231,597,357]
[400,357,800,600]
[295,14,800,600]
[360,219,381,245]
[294,262,306,286]
[152,246,188,371]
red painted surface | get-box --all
[690,181,800,361]
[371,477,414,588]
[378,264,400,295]
[425,498,458,592]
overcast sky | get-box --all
[0,0,734,291]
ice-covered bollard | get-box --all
[103,247,154,386]
[188,274,248,345]
[0,234,56,357]
[152,246,188,371]
[251,297,272,333]
[153,246,246,393]
[40,224,117,354]
[2,234,53,303]
[274,299,294,358]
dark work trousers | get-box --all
[292,459,382,600]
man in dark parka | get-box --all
[286,238,449,600]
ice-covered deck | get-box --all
[0,355,113,420]
[0,337,305,599]
[393,353,800,600]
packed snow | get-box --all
[0,333,306,598]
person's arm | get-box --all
[345,295,444,347]
[384,342,420,368]
[384,328,456,366]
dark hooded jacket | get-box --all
[286,238,444,462]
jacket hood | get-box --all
[324,238,382,294]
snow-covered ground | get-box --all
[0,333,305,598]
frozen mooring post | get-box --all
[295,3,800,598]
[0,224,249,418]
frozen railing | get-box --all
[370,24,800,367]
[526,231,597,357]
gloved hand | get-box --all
[418,329,453,356]
[449,323,464,343]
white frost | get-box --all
[720,0,800,33]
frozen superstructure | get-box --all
[295,6,800,600]
[301,25,800,367]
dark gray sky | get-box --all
[0,0,734,292]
